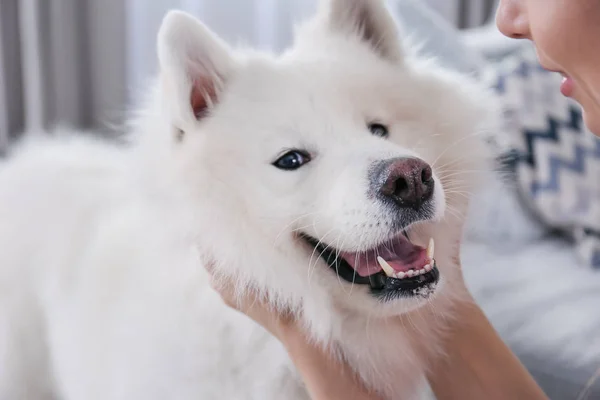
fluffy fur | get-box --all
[0,1,495,399]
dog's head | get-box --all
[147,0,494,328]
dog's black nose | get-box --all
[377,157,434,210]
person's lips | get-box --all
[560,75,575,97]
[540,63,574,98]
[535,51,575,98]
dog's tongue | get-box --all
[340,237,427,277]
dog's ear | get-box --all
[157,11,234,128]
[318,0,403,62]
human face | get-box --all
[496,0,600,134]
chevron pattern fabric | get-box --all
[481,44,600,269]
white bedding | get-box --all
[462,238,600,370]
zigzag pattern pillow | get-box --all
[481,44,600,269]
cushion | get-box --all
[479,43,600,269]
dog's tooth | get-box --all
[407,270,415,278]
[395,271,406,279]
[427,238,435,259]
[377,256,395,278]
[424,263,432,272]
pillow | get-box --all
[479,43,600,269]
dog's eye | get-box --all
[273,150,311,171]
[368,123,389,138]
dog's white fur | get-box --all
[0,1,495,399]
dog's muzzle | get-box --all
[301,231,440,301]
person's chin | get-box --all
[569,88,600,136]
[576,95,600,136]
[582,108,600,137]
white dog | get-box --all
[0,1,495,399]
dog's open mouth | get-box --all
[301,231,439,299]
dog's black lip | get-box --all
[300,233,439,299]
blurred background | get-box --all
[0,0,497,144]
[1,1,600,399]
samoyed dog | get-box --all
[0,0,494,399]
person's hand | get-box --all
[206,263,384,400]
[206,263,297,341]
